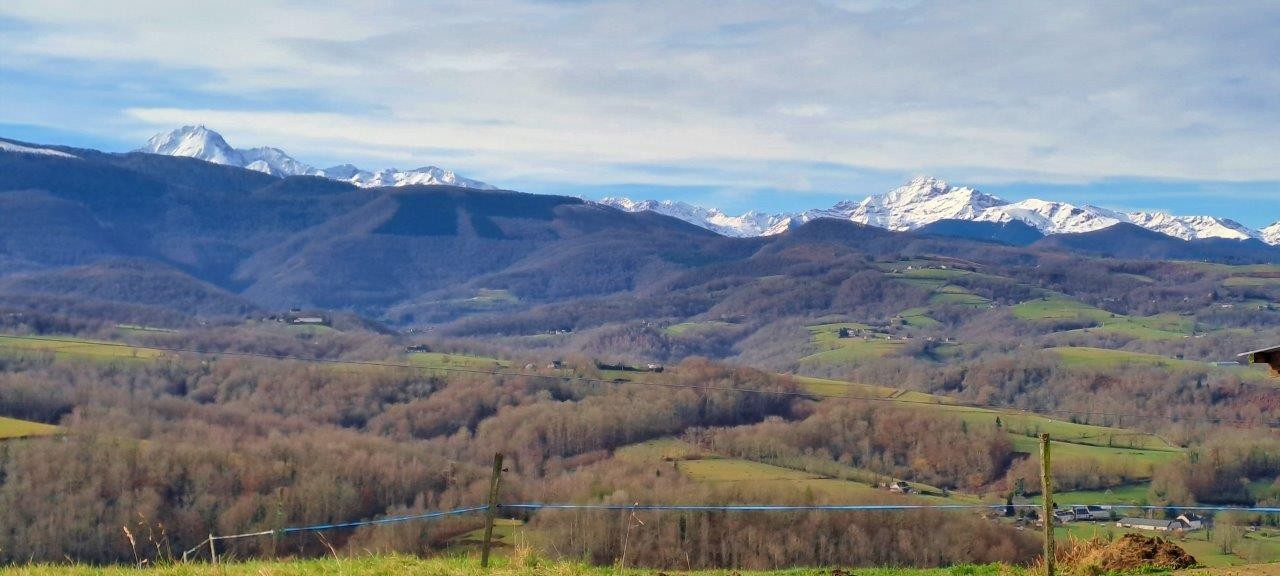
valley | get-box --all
[2,137,1280,569]
[6,1,1280,573]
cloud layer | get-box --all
[2,1,1279,200]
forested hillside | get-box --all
[4,141,1280,568]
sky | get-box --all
[2,1,1279,226]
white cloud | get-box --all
[2,1,1280,190]
[777,104,830,118]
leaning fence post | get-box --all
[480,452,505,568]
[1040,433,1054,576]
[208,533,218,564]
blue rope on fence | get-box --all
[202,501,1280,546]
[500,503,1041,511]
[503,503,1280,513]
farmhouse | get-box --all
[1177,513,1205,530]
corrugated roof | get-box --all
[1119,518,1179,526]
[1238,345,1280,357]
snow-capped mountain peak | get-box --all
[975,199,1123,234]
[238,146,320,177]
[1262,222,1280,246]
[598,197,793,237]
[141,125,243,166]
[843,176,1006,231]
[1123,212,1258,242]
[600,176,1280,244]
[137,126,494,189]
[0,140,79,159]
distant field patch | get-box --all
[1012,297,1112,323]
[896,306,941,328]
[801,323,905,367]
[1015,297,1197,340]
[614,437,704,462]
[677,458,890,502]
[895,267,970,280]
[1224,276,1280,287]
[799,340,903,367]
[0,416,60,440]
[928,286,991,306]
[1049,346,1201,369]
[665,320,734,336]
[789,375,897,399]
[0,334,165,362]
[1115,272,1155,284]
[284,323,337,334]
[933,405,1177,451]
[115,324,179,334]
[407,352,508,370]
[1029,483,1151,507]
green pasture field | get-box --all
[614,437,705,463]
[676,458,907,502]
[929,286,991,306]
[1016,295,1226,341]
[407,352,509,370]
[284,323,338,334]
[785,371,1176,467]
[617,439,971,505]
[1027,483,1151,507]
[1056,522,1280,567]
[788,375,898,398]
[798,340,904,366]
[1012,297,1113,323]
[0,334,166,362]
[1223,276,1280,288]
[1007,435,1178,469]
[897,307,942,328]
[1049,347,1204,369]
[114,324,179,334]
[800,323,907,367]
[666,320,735,336]
[1056,312,1195,341]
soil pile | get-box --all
[1075,534,1198,572]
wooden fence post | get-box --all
[481,453,505,569]
[1041,433,1054,576]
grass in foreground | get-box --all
[0,554,1020,576]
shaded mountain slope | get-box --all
[3,136,1280,328]
[1033,223,1280,264]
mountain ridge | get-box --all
[139,125,495,190]
[3,132,1280,327]
[602,176,1276,244]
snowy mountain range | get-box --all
[139,126,495,190]
[132,128,1278,245]
[602,176,1280,245]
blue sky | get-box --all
[2,1,1279,226]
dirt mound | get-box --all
[1075,534,1197,573]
